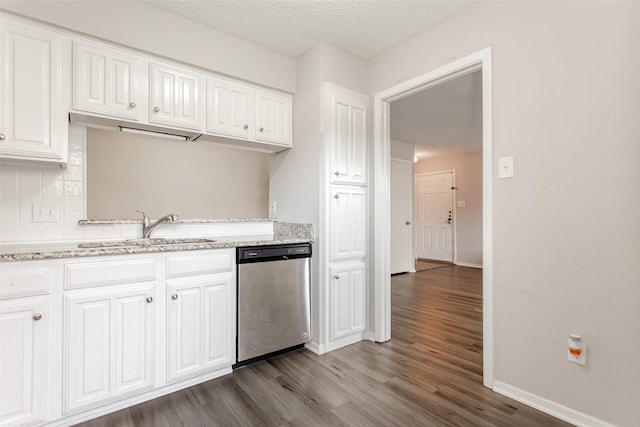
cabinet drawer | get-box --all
[166,250,233,279]
[0,262,53,299]
[64,257,157,289]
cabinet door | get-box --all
[150,62,203,130]
[0,296,48,427]
[255,89,292,146]
[0,18,68,163]
[330,186,367,261]
[326,84,368,185]
[329,262,366,342]
[206,77,253,139]
[73,41,144,121]
[64,283,156,413]
[167,272,234,383]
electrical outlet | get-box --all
[568,343,587,366]
[32,202,59,223]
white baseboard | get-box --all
[493,381,617,427]
[305,341,324,355]
[363,331,376,342]
[455,261,482,268]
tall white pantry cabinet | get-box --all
[322,83,370,352]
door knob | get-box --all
[405,221,411,225]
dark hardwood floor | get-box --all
[76,266,570,427]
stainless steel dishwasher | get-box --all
[235,243,311,366]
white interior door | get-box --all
[390,159,413,274]
[416,171,453,262]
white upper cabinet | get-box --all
[73,41,145,121]
[149,62,203,131]
[206,76,253,139]
[326,84,368,186]
[255,89,292,147]
[0,17,68,163]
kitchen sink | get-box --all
[78,238,217,248]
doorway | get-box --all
[372,48,493,388]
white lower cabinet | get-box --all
[328,262,366,344]
[64,282,157,413]
[0,296,49,427]
[0,248,237,425]
[166,271,234,383]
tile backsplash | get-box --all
[0,125,88,244]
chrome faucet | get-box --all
[137,210,179,239]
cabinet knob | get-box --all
[33,313,42,321]
[259,127,264,132]
[171,294,178,300]
[405,221,411,225]
[333,275,340,280]
[334,194,339,199]
[243,124,248,130]
[129,102,136,109]
[146,297,153,303]
[334,171,340,176]
[153,106,160,113]
[0,133,5,141]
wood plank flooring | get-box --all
[75,266,570,427]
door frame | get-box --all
[372,47,494,388]
[390,157,415,274]
[414,170,457,264]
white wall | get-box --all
[0,1,296,93]
[87,128,269,219]
[390,139,414,162]
[367,2,640,425]
[415,152,482,267]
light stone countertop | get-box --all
[0,234,312,262]
[78,218,273,225]
[1,220,314,262]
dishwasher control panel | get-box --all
[237,243,311,263]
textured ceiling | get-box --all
[391,70,482,159]
[142,0,473,60]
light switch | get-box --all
[457,201,466,207]
[498,156,514,179]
